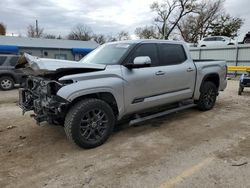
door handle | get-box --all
[155,71,165,75]
[186,67,194,72]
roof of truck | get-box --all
[108,39,185,45]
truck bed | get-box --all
[192,59,227,100]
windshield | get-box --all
[80,43,132,65]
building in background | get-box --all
[0,36,99,61]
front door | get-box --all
[122,43,165,113]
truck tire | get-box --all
[238,85,243,95]
[64,98,115,149]
[197,82,217,111]
[0,76,14,90]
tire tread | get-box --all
[64,98,114,148]
[197,81,217,111]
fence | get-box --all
[190,44,250,66]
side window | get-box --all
[216,37,224,41]
[203,38,210,41]
[9,56,19,66]
[0,56,7,66]
[158,44,187,66]
[130,44,158,66]
[210,37,217,41]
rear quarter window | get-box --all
[0,56,7,66]
[158,44,187,66]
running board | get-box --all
[129,103,197,126]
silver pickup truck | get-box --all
[17,40,227,148]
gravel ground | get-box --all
[0,80,250,188]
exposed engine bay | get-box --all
[19,76,69,124]
[17,53,105,124]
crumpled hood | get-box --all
[16,53,106,76]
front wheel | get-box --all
[197,82,218,111]
[64,99,115,149]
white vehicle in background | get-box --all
[185,42,197,48]
[198,36,236,47]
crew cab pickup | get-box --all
[17,40,227,148]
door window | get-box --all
[130,44,158,66]
[216,37,224,41]
[203,37,211,41]
[158,44,187,66]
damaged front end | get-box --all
[16,53,105,125]
[19,76,69,124]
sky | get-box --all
[0,0,249,40]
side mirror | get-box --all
[134,56,151,65]
[125,56,151,69]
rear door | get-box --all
[155,43,196,101]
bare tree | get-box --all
[68,24,93,41]
[177,15,198,42]
[135,26,159,39]
[178,0,224,42]
[151,0,197,39]
[116,31,131,41]
[92,34,106,44]
[0,22,6,35]
[43,34,56,39]
[105,35,117,42]
[27,24,44,38]
[208,14,243,38]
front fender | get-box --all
[56,77,125,118]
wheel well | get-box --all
[201,74,219,90]
[0,74,16,83]
[70,92,119,117]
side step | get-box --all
[129,103,197,126]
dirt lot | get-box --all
[0,80,250,188]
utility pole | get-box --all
[36,20,39,38]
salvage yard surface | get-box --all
[0,80,250,188]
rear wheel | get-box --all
[0,76,14,90]
[238,85,244,95]
[197,82,218,111]
[64,98,115,149]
